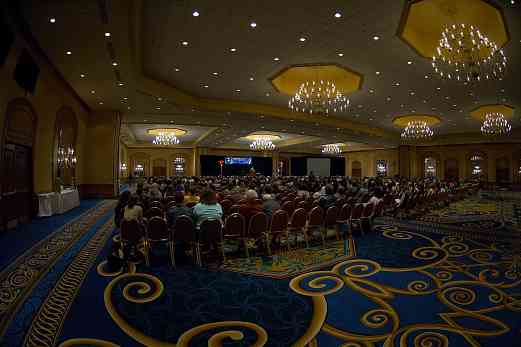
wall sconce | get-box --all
[57,145,76,169]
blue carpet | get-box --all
[0,199,102,271]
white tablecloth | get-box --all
[37,192,58,217]
[37,188,80,217]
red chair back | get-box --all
[147,216,169,241]
[362,203,374,218]
[224,213,245,238]
[325,206,339,227]
[289,208,307,230]
[282,201,295,217]
[374,201,384,217]
[121,219,143,244]
[147,207,163,218]
[308,206,324,227]
[220,199,232,213]
[248,212,268,239]
[270,210,288,233]
[173,215,195,243]
[338,204,351,222]
[199,219,222,244]
[229,205,241,215]
[351,203,364,219]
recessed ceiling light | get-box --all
[369,89,374,93]
[436,87,441,91]
[337,53,344,57]
[230,48,237,52]
[445,96,450,100]
[410,91,415,95]
[357,104,363,108]
[273,57,280,61]
[91,90,95,94]
[407,61,412,65]
[128,106,131,110]
[66,51,72,55]
[212,72,219,76]
[112,62,118,66]
[334,12,342,18]
[99,101,103,105]
[123,97,128,100]
[174,68,180,72]
[386,97,391,101]
[373,35,380,41]
[235,89,241,92]
[375,71,381,75]
[80,74,85,78]
[50,18,56,23]
[192,10,200,17]
[299,37,306,42]
[250,22,257,28]
[203,84,209,88]
[170,120,174,123]
[249,77,254,81]
[394,82,400,86]
[156,106,161,110]
[181,41,189,46]
[424,75,429,79]
[144,119,148,122]
[118,82,124,86]
[265,93,270,96]
[104,32,111,37]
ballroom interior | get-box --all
[1,1,521,346]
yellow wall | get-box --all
[345,149,399,177]
[127,147,196,177]
[0,16,90,194]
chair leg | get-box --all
[304,231,309,249]
[221,243,226,263]
[244,239,250,259]
[266,234,272,256]
[196,243,202,266]
[169,242,176,268]
[144,240,150,266]
[286,231,291,251]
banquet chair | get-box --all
[171,215,196,265]
[220,199,233,216]
[288,208,309,249]
[281,200,295,217]
[197,219,223,266]
[229,204,241,215]
[145,216,172,267]
[337,204,352,239]
[146,207,163,219]
[270,210,289,251]
[307,206,324,246]
[350,203,364,235]
[361,203,375,233]
[150,200,163,209]
[246,212,269,257]
[223,213,245,260]
[120,219,144,263]
[324,206,340,240]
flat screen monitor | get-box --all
[225,157,252,165]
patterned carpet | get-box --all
[0,196,520,346]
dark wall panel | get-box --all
[200,155,272,176]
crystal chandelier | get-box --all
[250,137,276,151]
[321,144,342,154]
[480,112,511,136]
[432,24,507,83]
[289,80,349,115]
[152,132,180,145]
[401,120,434,140]
[57,145,77,169]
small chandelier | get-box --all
[57,145,77,169]
[432,24,507,83]
[289,80,349,115]
[401,120,434,140]
[250,137,276,151]
[152,132,180,145]
[480,112,511,136]
[321,144,342,154]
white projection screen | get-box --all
[307,158,330,176]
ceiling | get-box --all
[16,0,521,151]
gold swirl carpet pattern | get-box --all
[0,200,115,335]
[289,225,521,346]
[23,217,115,347]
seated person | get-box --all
[262,185,280,219]
[184,188,200,205]
[319,184,337,210]
[193,189,223,229]
[114,190,131,228]
[167,191,193,228]
[239,189,263,226]
[123,195,143,223]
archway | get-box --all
[444,159,459,181]
[54,107,78,190]
[496,157,510,184]
[351,161,362,178]
[152,158,167,177]
[1,98,37,228]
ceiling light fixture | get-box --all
[373,35,380,41]
[250,22,257,28]
[322,144,342,154]
[401,120,434,140]
[338,53,344,57]
[66,51,72,55]
[432,23,507,82]
[112,62,118,66]
[181,41,189,46]
[104,32,111,37]
[334,12,342,18]
[174,68,180,72]
[289,80,349,115]
[153,132,180,146]
[230,48,237,52]
[481,112,511,136]
[376,71,381,75]
[80,74,85,78]
[299,37,307,42]
[50,18,56,23]
[250,137,275,151]
[273,57,280,61]
[192,10,200,17]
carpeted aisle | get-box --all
[1,196,520,346]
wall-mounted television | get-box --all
[225,157,252,165]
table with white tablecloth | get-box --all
[37,188,80,217]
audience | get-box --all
[262,185,281,219]
[123,195,143,223]
[166,191,193,228]
[193,189,223,229]
[239,189,263,226]
[114,190,131,227]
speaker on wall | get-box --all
[14,49,39,94]
[0,15,15,66]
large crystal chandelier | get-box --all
[480,112,511,136]
[289,80,349,115]
[250,137,276,151]
[432,24,507,83]
[152,132,180,145]
[321,144,342,154]
[401,120,434,140]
